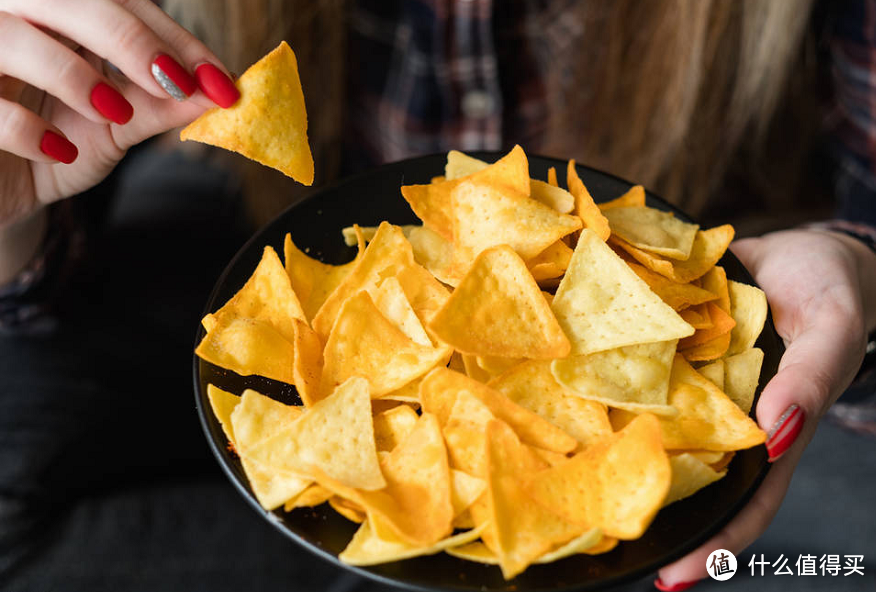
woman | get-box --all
[0,1,873,590]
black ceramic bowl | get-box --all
[193,153,782,592]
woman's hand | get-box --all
[0,0,239,227]
[655,228,876,590]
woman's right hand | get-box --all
[0,0,240,227]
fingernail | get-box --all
[90,82,133,125]
[40,131,78,164]
[766,404,805,462]
[194,63,240,108]
[151,54,197,101]
[654,578,699,591]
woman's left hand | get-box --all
[655,228,876,591]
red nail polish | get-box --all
[194,63,240,108]
[90,82,133,125]
[766,404,805,462]
[152,54,197,100]
[654,578,699,591]
[40,131,78,164]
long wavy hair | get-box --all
[165,0,819,227]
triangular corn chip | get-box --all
[527,240,574,283]
[207,384,240,444]
[284,229,364,322]
[551,229,694,355]
[488,360,612,449]
[429,245,571,359]
[524,414,670,540]
[339,520,486,566]
[180,41,313,184]
[603,207,699,260]
[599,185,646,211]
[366,277,433,346]
[663,453,726,506]
[547,166,558,186]
[697,359,725,390]
[536,528,604,563]
[723,348,764,413]
[625,260,718,311]
[726,281,768,356]
[290,318,323,406]
[373,404,419,452]
[195,315,295,383]
[246,377,385,490]
[321,291,451,398]
[567,160,610,241]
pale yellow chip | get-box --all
[460,353,493,383]
[604,207,699,260]
[429,245,571,359]
[524,414,670,540]
[420,367,578,454]
[611,355,766,451]
[536,528,604,563]
[330,496,367,523]
[663,453,726,506]
[726,281,768,356]
[451,181,582,262]
[285,230,364,322]
[180,41,313,185]
[484,420,584,579]
[207,384,240,444]
[321,290,451,398]
[246,377,386,490]
[406,225,462,286]
[195,315,295,384]
[312,222,450,342]
[697,359,725,390]
[367,276,434,347]
[550,340,679,416]
[339,520,486,566]
[723,348,764,413]
[488,360,612,449]
[373,404,419,452]
[551,229,694,355]
[284,484,332,511]
[404,146,530,239]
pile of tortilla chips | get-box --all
[196,146,769,580]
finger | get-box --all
[655,442,804,589]
[756,305,865,461]
[0,97,78,164]
[116,0,240,108]
[5,0,191,102]
[0,12,133,125]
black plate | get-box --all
[193,153,783,592]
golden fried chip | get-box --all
[599,185,646,211]
[530,179,575,214]
[373,404,419,452]
[536,528,604,563]
[451,469,487,519]
[420,368,578,453]
[312,222,449,341]
[330,496,367,523]
[285,230,364,321]
[429,246,570,359]
[567,160,611,241]
[476,355,526,377]
[405,146,530,239]
[246,377,386,490]
[484,420,584,579]
[723,348,764,413]
[697,359,725,390]
[611,225,735,283]
[626,261,718,311]
[726,281,768,356]
[284,484,332,511]
[406,225,461,286]
[663,453,726,506]
[339,520,486,566]
[612,356,766,451]
[340,224,420,247]
[321,291,450,398]
[527,240,574,282]
[451,181,582,262]
[547,166,559,187]
[678,303,713,329]
[604,207,699,260]
[180,41,313,185]
[290,318,323,407]
[551,229,694,355]
[196,315,295,383]
[460,353,492,383]
[488,360,612,449]
[367,277,433,346]
[207,384,240,444]
[679,302,736,350]
[524,414,670,540]
[550,340,679,416]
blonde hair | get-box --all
[166,0,817,225]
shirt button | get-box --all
[461,90,495,119]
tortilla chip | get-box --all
[599,185,646,210]
[429,245,570,359]
[339,520,486,566]
[367,276,434,347]
[723,348,764,413]
[451,469,487,519]
[697,359,725,390]
[678,303,713,329]
[290,318,323,407]
[207,384,240,444]
[663,453,726,506]
[524,414,670,540]
[536,528,604,563]
[567,160,610,241]
[530,179,575,214]
[551,229,694,355]
[551,340,679,416]
[527,240,574,282]
[626,261,718,311]
[284,484,332,510]
[679,302,736,350]
[373,404,420,452]
[195,315,295,383]
[604,207,699,260]
[180,41,313,185]
[547,166,558,187]
[246,377,386,490]
[726,281,768,356]
[488,360,612,449]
